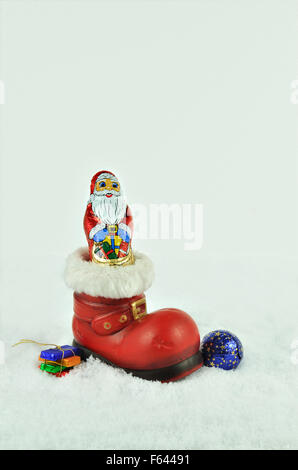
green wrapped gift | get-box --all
[40,363,67,374]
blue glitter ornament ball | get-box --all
[202,330,243,370]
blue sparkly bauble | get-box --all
[202,330,243,370]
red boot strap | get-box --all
[73,294,147,336]
[92,297,147,335]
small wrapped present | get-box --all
[40,345,81,361]
[39,355,81,367]
[40,363,68,374]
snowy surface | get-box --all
[0,253,297,450]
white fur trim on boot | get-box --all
[64,247,155,299]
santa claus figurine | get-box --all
[65,170,203,381]
[84,171,134,265]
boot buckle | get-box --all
[131,298,147,320]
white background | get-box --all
[0,0,297,450]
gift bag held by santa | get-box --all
[64,170,205,382]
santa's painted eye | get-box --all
[100,181,106,188]
[112,183,118,188]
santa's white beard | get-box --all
[91,192,126,225]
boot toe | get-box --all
[117,308,201,370]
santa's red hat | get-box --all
[90,170,116,194]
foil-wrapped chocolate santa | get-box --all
[84,171,134,265]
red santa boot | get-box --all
[64,171,203,381]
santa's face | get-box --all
[90,173,126,225]
[95,177,120,197]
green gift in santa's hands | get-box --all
[102,241,117,259]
